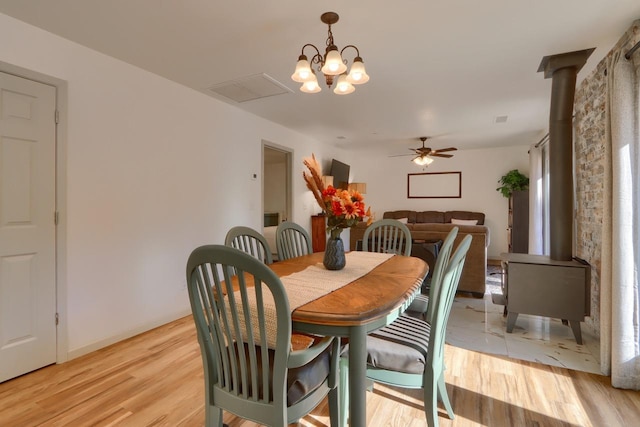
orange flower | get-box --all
[331,199,344,216]
[350,191,364,202]
[322,186,337,198]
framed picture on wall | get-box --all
[407,172,462,198]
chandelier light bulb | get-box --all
[291,56,313,82]
[346,57,369,84]
[301,73,321,93]
[322,48,347,76]
[333,74,355,95]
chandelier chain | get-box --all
[326,24,334,49]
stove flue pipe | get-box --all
[538,48,594,261]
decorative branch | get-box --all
[303,154,326,211]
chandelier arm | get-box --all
[311,54,325,73]
[301,44,325,71]
[340,44,361,58]
[301,43,322,58]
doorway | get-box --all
[262,143,292,235]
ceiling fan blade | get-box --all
[434,147,457,152]
[389,153,415,158]
[430,153,454,158]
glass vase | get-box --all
[323,228,346,271]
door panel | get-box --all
[0,71,56,382]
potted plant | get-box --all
[496,169,529,198]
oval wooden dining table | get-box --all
[269,252,428,427]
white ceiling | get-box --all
[1,1,639,155]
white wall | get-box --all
[350,146,530,258]
[0,13,345,358]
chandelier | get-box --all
[291,12,369,95]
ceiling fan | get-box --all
[391,137,458,166]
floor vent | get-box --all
[207,73,292,103]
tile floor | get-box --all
[446,265,602,375]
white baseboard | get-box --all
[65,308,192,361]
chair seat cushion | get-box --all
[406,294,429,315]
[343,315,431,375]
[234,339,331,406]
[287,345,331,405]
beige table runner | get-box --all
[233,252,394,348]
[281,251,394,310]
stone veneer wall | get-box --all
[573,20,640,337]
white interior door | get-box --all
[0,71,56,382]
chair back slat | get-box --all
[193,265,225,388]
[363,219,412,256]
[276,221,312,260]
[235,273,254,399]
[225,226,274,265]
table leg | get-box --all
[349,325,367,427]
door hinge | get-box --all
[54,211,59,225]
[55,313,59,326]
[54,110,60,124]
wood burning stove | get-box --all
[496,253,590,344]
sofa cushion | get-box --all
[383,210,417,223]
[415,211,445,223]
[451,218,478,225]
[444,211,485,225]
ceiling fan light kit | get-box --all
[413,155,435,166]
[291,11,369,95]
[400,136,457,166]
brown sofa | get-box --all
[350,210,489,296]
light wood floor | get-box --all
[2,316,639,427]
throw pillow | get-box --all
[397,217,409,224]
[451,218,478,225]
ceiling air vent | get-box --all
[207,73,293,103]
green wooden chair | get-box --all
[405,227,459,321]
[225,225,273,265]
[362,218,412,256]
[275,221,312,261]
[186,244,340,426]
[340,234,473,427]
